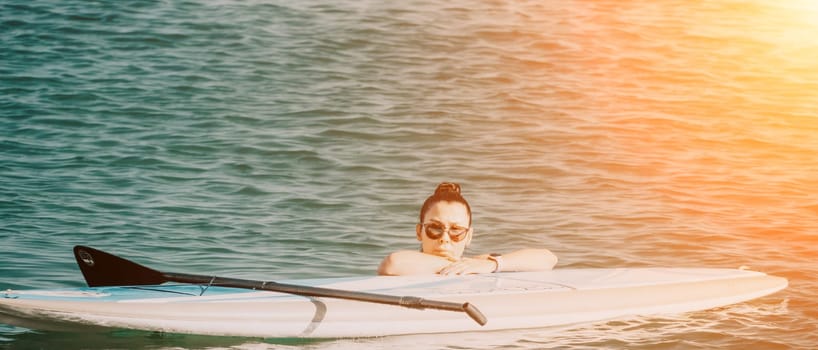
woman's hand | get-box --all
[437,257,496,275]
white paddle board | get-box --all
[0,268,787,338]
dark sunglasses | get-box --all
[423,223,469,242]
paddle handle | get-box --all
[463,303,488,325]
[395,296,487,325]
[415,299,487,326]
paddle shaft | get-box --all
[164,272,486,324]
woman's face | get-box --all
[417,201,472,260]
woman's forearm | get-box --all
[378,250,453,275]
[501,248,558,272]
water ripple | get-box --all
[2,0,815,348]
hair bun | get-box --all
[435,182,461,194]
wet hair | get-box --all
[419,182,472,226]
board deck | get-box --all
[0,268,787,338]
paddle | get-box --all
[72,245,487,326]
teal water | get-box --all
[2,0,817,348]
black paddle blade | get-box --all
[73,245,167,287]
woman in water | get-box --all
[378,182,557,275]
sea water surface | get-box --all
[2,0,817,349]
